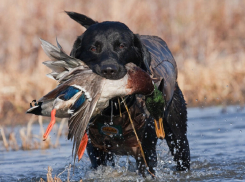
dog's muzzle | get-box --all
[101,64,118,78]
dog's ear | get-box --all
[70,35,84,57]
[133,34,152,74]
[65,11,98,29]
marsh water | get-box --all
[0,106,245,182]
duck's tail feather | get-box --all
[26,101,42,115]
[26,100,55,117]
[39,38,89,82]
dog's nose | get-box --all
[101,64,118,78]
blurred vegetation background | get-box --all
[0,0,244,125]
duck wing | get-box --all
[40,38,89,84]
[40,39,106,161]
[140,35,177,105]
[62,72,105,162]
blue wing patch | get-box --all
[59,86,80,101]
[71,93,86,111]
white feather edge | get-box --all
[26,105,39,112]
[58,66,91,82]
[46,73,56,80]
[68,109,74,114]
[53,91,85,112]
[72,84,92,101]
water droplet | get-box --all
[111,100,113,123]
[218,128,220,131]
[240,130,242,133]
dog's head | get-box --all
[67,12,151,80]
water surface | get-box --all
[0,106,244,181]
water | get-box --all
[0,106,245,181]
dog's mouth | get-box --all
[94,64,127,80]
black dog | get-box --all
[66,12,190,176]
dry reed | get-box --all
[0,0,245,124]
[0,125,9,151]
[54,118,66,148]
[1,116,67,151]
[9,132,19,150]
[19,115,48,150]
[0,126,19,151]
[38,165,83,182]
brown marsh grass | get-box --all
[38,165,83,182]
[0,116,67,151]
[0,0,245,124]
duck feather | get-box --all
[28,38,154,163]
[39,39,106,162]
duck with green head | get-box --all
[146,85,165,139]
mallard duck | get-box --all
[145,85,165,139]
[26,39,154,161]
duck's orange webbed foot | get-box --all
[78,133,88,161]
[43,109,56,141]
[154,118,165,139]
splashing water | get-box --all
[0,105,245,181]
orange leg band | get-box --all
[43,109,56,141]
[78,133,88,161]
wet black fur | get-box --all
[67,12,190,176]
[68,13,149,80]
[163,84,190,171]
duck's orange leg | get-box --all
[43,109,56,141]
[78,133,88,161]
[154,118,165,139]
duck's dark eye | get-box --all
[119,43,125,49]
[90,46,97,52]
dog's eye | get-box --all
[90,46,97,52]
[119,43,125,49]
